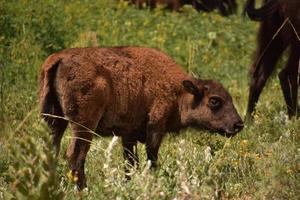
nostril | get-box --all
[234,121,244,131]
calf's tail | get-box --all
[39,56,62,118]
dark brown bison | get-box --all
[39,47,243,190]
[245,0,300,118]
[129,0,237,16]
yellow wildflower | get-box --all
[67,170,79,183]
[254,154,261,160]
[240,140,248,146]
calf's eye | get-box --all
[209,97,222,110]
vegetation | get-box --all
[0,0,299,199]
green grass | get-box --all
[0,0,299,199]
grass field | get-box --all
[0,0,299,199]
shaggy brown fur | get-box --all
[245,0,300,118]
[128,0,237,16]
[39,47,243,190]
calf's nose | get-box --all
[233,121,244,132]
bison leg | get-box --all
[145,102,169,168]
[137,0,145,9]
[60,76,109,190]
[145,129,164,168]
[246,18,288,118]
[64,101,107,189]
[66,120,96,190]
[146,131,164,168]
[66,106,105,191]
[170,0,183,11]
[65,105,106,190]
[65,98,106,190]
[43,103,68,156]
[51,119,68,156]
[122,137,139,179]
[192,0,210,12]
[217,0,228,16]
[223,0,237,14]
[279,44,300,118]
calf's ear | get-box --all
[182,80,203,100]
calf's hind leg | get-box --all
[63,80,109,190]
[66,118,100,190]
[279,44,300,118]
[43,102,68,156]
[122,137,139,179]
[65,101,106,190]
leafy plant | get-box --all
[3,122,64,200]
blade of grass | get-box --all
[42,113,104,138]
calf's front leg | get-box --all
[145,128,164,168]
[145,101,169,168]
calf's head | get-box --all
[180,79,243,137]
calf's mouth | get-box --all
[193,122,244,137]
[219,121,244,137]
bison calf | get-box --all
[39,47,243,190]
[245,0,300,118]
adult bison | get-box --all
[129,0,237,16]
[39,47,243,190]
[245,0,300,118]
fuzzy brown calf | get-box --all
[128,0,237,16]
[244,0,300,118]
[39,47,243,190]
